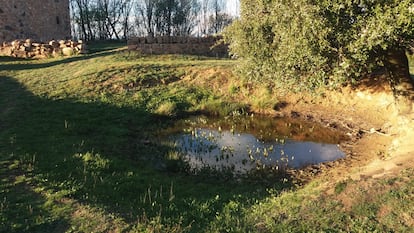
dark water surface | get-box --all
[165,115,347,173]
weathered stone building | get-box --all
[0,0,71,43]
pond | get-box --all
[163,115,348,174]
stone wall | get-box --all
[0,0,71,44]
[0,39,87,58]
[127,36,229,57]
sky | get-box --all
[226,0,240,16]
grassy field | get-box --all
[0,42,286,232]
[1,42,413,232]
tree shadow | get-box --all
[0,56,28,63]
[0,160,70,233]
[0,76,293,232]
[351,69,393,93]
[0,49,120,71]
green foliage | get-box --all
[224,0,334,89]
[321,0,414,81]
[224,0,414,89]
[334,180,348,194]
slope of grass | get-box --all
[0,43,287,233]
[1,43,413,232]
[238,169,414,232]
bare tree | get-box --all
[71,0,234,40]
[209,0,225,34]
[197,0,209,36]
[154,0,177,36]
[71,0,95,40]
[173,0,199,36]
[120,0,134,39]
[136,0,157,37]
[208,12,233,34]
[97,0,126,40]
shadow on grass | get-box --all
[0,49,120,71]
[0,160,70,233]
[0,76,293,232]
[87,40,127,54]
[0,56,28,63]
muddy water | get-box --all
[166,115,347,173]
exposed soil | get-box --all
[277,76,414,188]
[281,85,414,205]
[186,68,414,187]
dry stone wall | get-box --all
[0,0,71,44]
[0,39,87,58]
[127,36,228,57]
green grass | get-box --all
[1,42,413,232]
[0,43,287,232]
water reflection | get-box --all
[166,115,346,173]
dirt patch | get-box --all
[86,73,181,93]
[279,82,414,197]
[278,80,413,185]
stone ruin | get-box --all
[127,36,229,57]
[0,0,75,58]
[0,0,71,43]
[0,39,87,58]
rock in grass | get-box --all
[62,47,74,56]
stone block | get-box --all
[62,47,74,56]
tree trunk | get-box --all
[384,48,414,115]
[76,0,88,40]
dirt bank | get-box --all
[186,68,414,184]
[278,78,414,185]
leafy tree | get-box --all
[225,0,414,113]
